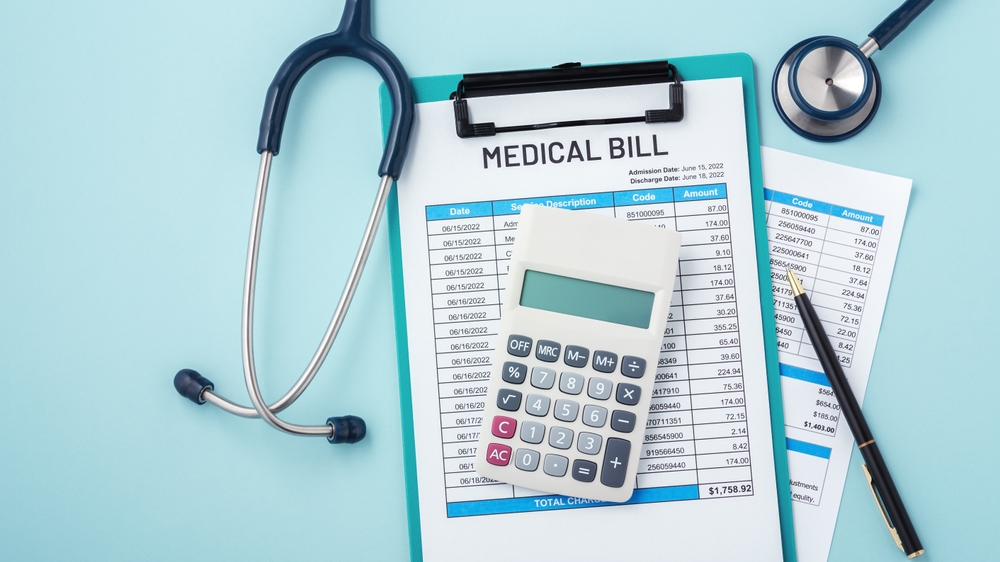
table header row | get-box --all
[765,189,884,227]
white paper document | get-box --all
[761,147,912,562]
[394,78,785,561]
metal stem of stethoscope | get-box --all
[173,0,415,445]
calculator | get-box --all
[475,205,682,502]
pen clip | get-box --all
[862,463,904,553]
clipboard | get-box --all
[380,53,796,562]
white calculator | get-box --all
[475,205,682,502]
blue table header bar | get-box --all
[779,363,830,387]
[831,205,884,227]
[493,193,614,216]
[786,438,832,459]
[426,201,493,221]
[767,190,833,215]
[674,184,726,202]
[614,187,675,207]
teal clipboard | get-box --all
[380,53,796,562]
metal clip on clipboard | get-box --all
[451,61,684,138]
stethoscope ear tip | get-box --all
[327,415,367,444]
[174,369,214,405]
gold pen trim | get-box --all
[908,549,925,558]
[858,439,875,449]
[862,463,904,554]
[785,269,805,297]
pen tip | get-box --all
[786,268,804,297]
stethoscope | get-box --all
[773,0,934,142]
[172,0,414,444]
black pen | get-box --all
[786,269,923,559]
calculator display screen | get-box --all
[519,270,654,329]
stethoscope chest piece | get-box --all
[773,36,881,142]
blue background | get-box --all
[0,1,992,560]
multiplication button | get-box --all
[616,383,641,406]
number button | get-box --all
[559,372,584,395]
[543,454,569,477]
[564,345,589,368]
[520,421,545,444]
[530,366,555,389]
[592,350,618,373]
[535,339,561,362]
[587,377,612,400]
[514,448,540,472]
[616,382,641,406]
[501,361,527,384]
[621,356,646,378]
[553,399,579,422]
[497,388,522,411]
[524,394,551,417]
[582,405,608,428]
[507,335,532,357]
[577,432,603,455]
[548,426,574,450]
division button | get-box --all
[616,382,641,406]
[520,420,546,444]
[610,410,636,433]
[572,459,598,483]
[507,334,532,357]
[600,438,631,487]
[621,356,646,378]
[486,443,512,466]
[543,454,569,477]
[501,361,528,384]
[514,448,540,472]
[497,388,522,412]
[564,345,589,368]
[535,340,561,362]
[592,351,618,373]
[491,415,517,439]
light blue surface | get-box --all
[0,1,993,560]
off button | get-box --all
[507,334,532,357]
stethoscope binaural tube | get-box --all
[172,0,414,444]
[772,0,934,142]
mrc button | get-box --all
[535,340,561,362]
[507,335,532,357]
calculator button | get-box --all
[600,438,631,488]
[486,443,512,466]
[621,356,646,378]
[507,335,532,357]
[514,448,540,472]
[501,361,527,384]
[592,350,618,373]
[548,426,574,450]
[530,366,556,389]
[497,388,522,411]
[524,394,551,417]
[491,415,517,439]
[572,459,598,482]
[543,454,569,477]
[535,339,561,362]
[611,410,636,433]
[559,372,584,395]
[616,383,641,406]
[577,432,603,455]
[520,421,546,444]
[582,405,608,428]
[553,399,580,422]
[587,377,612,400]
[564,345,589,368]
